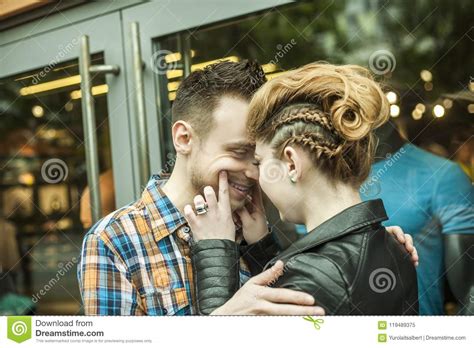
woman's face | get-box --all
[254,141,306,224]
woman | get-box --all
[185,62,419,315]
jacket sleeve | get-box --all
[240,231,281,276]
[272,254,351,315]
[190,239,240,315]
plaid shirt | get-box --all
[78,174,251,315]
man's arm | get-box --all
[78,232,142,315]
[445,234,474,315]
[433,163,474,314]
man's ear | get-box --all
[282,145,303,181]
[172,120,195,155]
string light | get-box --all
[420,70,432,82]
[390,105,400,117]
[433,104,445,118]
[412,109,423,120]
[415,103,426,113]
[386,91,397,104]
[443,99,453,109]
[32,105,44,118]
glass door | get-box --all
[0,12,134,314]
[121,0,293,175]
[121,0,298,247]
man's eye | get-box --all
[252,160,261,167]
[232,150,247,157]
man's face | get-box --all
[189,96,259,211]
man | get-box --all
[361,122,474,315]
[78,60,417,315]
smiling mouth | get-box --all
[228,180,253,198]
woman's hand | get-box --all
[235,184,269,245]
[184,171,236,242]
[211,261,325,315]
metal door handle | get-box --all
[131,22,150,190]
[79,35,120,224]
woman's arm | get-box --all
[184,171,239,314]
[240,232,280,275]
[190,239,240,315]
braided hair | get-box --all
[247,62,389,187]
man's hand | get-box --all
[235,184,269,245]
[211,261,326,315]
[184,171,235,242]
[386,226,419,267]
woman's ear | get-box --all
[172,121,194,155]
[283,146,303,182]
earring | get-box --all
[289,170,297,183]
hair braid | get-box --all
[271,104,336,134]
[283,133,344,158]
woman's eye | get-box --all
[252,160,261,167]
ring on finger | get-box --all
[195,202,209,215]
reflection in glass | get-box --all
[0,53,115,314]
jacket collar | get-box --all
[270,199,388,264]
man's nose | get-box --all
[245,161,259,181]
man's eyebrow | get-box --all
[223,141,256,150]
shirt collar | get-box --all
[141,174,188,243]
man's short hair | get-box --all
[171,59,266,138]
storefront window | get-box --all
[0,54,115,314]
[154,0,472,173]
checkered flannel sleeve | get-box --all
[78,231,144,315]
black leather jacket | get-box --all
[191,199,419,315]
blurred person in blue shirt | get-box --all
[360,121,474,315]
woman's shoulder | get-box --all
[278,252,349,290]
[276,252,351,314]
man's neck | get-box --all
[162,168,196,214]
